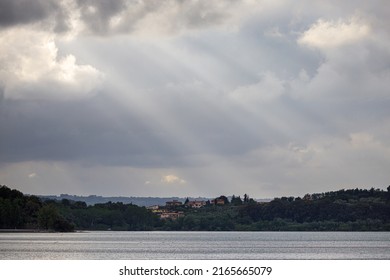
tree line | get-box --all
[0,185,159,231]
[1,184,389,232]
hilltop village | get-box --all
[147,195,252,220]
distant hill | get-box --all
[38,194,208,207]
[38,194,271,207]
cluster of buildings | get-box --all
[147,199,208,220]
[146,195,233,220]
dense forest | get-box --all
[0,185,158,231]
[1,184,389,232]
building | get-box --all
[159,211,184,220]
[212,198,225,205]
[146,205,159,210]
[165,200,183,207]
[187,200,206,208]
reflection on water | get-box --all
[1,231,389,259]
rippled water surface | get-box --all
[1,231,389,259]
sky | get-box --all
[0,0,389,198]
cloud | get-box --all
[161,175,186,184]
[0,0,73,33]
[294,12,390,101]
[0,0,255,36]
[298,16,370,49]
[230,72,286,103]
[264,26,285,38]
[28,173,37,178]
[0,28,103,100]
[75,0,252,36]
[0,0,56,27]
[75,0,128,34]
[237,131,390,194]
[1,0,389,198]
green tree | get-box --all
[38,205,59,230]
[38,204,74,231]
[231,195,243,206]
[387,186,390,200]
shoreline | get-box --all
[0,229,46,233]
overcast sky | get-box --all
[0,0,389,198]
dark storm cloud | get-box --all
[0,91,265,167]
[0,0,69,32]
[75,0,240,35]
[76,0,128,34]
[0,0,245,35]
[0,0,53,26]
[3,83,384,170]
[0,0,128,34]
[0,96,173,166]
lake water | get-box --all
[1,231,389,260]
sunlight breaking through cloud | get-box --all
[1,0,389,198]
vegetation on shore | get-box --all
[1,184,389,232]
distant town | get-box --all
[148,195,255,220]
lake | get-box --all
[1,231,389,259]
